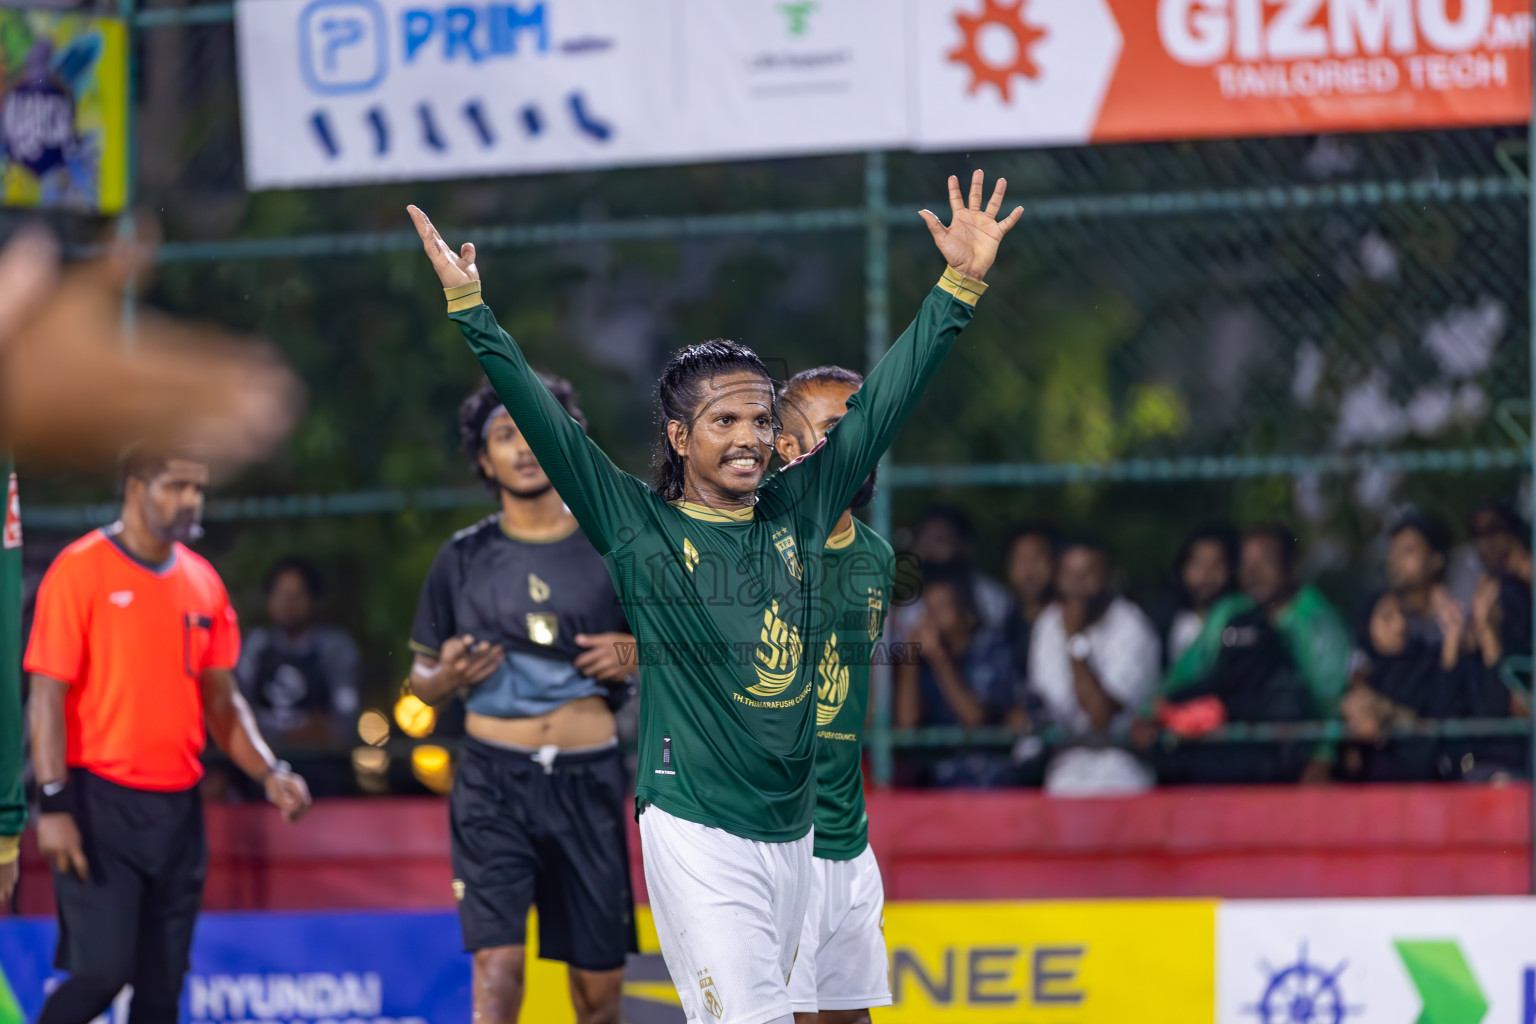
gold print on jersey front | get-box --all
[682,538,700,573]
[868,587,885,642]
[526,613,557,646]
[748,601,801,699]
[697,971,723,1019]
[817,633,850,726]
[528,572,550,603]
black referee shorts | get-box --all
[449,737,637,971]
[53,770,207,1007]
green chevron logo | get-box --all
[1394,940,1488,1024]
[0,961,22,1024]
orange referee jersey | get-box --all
[25,529,240,791]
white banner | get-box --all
[1217,898,1536,1024]
[236,0,905,189]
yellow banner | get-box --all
[519,900,1215,1023]
[0,10,127,213]
[878,900,1216,1023]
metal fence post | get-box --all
[865,150,896,788]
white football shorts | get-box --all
[639,805,813,1024]
[786,844,891,1014]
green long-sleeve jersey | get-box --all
[1,460,25,861]
[449,267,984,842]
[811,517,893,860]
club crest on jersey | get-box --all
[697,971,724,1019]
[749,601,801,699]
[817,633,850,726]
[526,612,558,646]
[682,537,700,573]
[772,527,803,581]
[528,572,550,603]
[868,587,884,642]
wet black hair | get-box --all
[264,555,325,598]
[652,339,774,503]
[459,375,586,490]
[1243,523,1300,573]
[1389,511,1453,559]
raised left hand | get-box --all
[574,632,637,685]
[919,170,1024,281]
[265,767,312,823]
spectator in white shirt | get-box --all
[1028,538,1160,796]
[1166,526,1238,665]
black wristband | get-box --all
[38,781,73,817]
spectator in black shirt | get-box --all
[1339,513,1523,781]
[237,557,360,749]
[1468,500,1533,669]
[896,566,1018,787]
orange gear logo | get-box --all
[948,0,1048,103]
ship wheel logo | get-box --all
[947,0,1048,103]
[1243,944,1363,1024]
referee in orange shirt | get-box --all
[25,446,311,1024]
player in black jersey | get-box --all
[408,376,637,1024]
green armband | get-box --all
[445,281,484,314]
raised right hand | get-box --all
[37,813,88,880]
[407,206,478,290]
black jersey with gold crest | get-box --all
[811,516,894,860]
[448,268,985,842]
[410,514,628,719]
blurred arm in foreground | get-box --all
[0,227,301,467]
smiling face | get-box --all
[478,408,553,498]
[668,370,776,504]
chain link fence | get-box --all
[10,8,1533,798]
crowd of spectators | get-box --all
[890,501,1534,792]
[169,500,1536,799]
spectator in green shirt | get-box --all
[1160,524,1351,782]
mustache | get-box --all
[719,449,763,466]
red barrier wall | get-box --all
[13,784,1531,914]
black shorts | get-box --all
[54,770,207,992]
[450,737,638,970]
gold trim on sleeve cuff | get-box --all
[937,265,988,306]
[445,281,484,313]
[0,834,18,865]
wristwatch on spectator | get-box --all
[1068,634,1092,662]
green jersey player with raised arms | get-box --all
[408,169,1019,1024]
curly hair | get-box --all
[651,339,775,502]
[459,375,586,489]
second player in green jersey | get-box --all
[777,367,897,1022]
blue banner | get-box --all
[0,912,471,1024]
